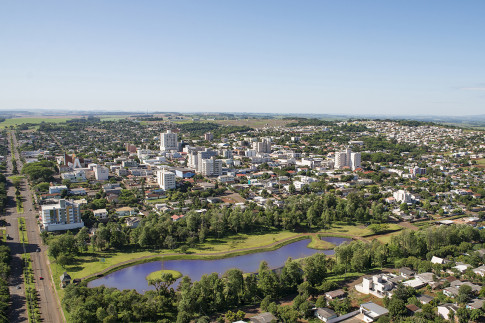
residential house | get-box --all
[325,289,346,301]
[249,312,278,323]
[360,302,389,322]
[314,308,337,322]
[115,207,136,217]
[437,303,459,321]
[355,274,395,298]
[93,209,108,219]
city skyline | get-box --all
[1,1,485,115]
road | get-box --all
[5,131,64,323]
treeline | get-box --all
[0,245,11,322]
[286,118,334,127]
[177,122,252,137]
[0,174,6,214]
[63,253,334,323]
[128,193,386,251]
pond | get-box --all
[88,236,351,293]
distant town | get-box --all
[1,114,485,323]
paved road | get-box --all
[5,131,64,323]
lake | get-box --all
[88,236,351,293]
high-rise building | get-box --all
[201,157,223,176]
[94,166,109,181]
[350,152,361,170]
[204,132,213,141]
[40,199,84,232]
[334,147,361,170]
[160,130,178,151]
[253,138,272,154]
[157,169,176,190]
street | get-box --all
[4,131,64,323]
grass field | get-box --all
[0,117,72,128]
[307,235,335,250]
[146,269,182,281]
[213,118,293,129]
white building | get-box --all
[360,302,389,322]
[40,199,84,232]
[201,157,223,176]
[334,147,361,170]
[61,169,87,182]
[393,190,413,204]
[93,209,108,219]
[253,138,272,154]
[355,274,395,298]
[160,130,178,151]
[157,169,176,190]
[94,166,109,181]
[49,185,68,194]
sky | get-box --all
[1,1,485,116]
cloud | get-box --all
[460,87,485,91]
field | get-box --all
[475,158,485,168]
[0,117,72,128]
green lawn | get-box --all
[146,269,182,281]
[307,235,335,250]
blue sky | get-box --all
[1,1,485,115]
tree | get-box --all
[387,297,406,318]
[458,284,473,304]
[304,253,329,287]
[280,258,303,292]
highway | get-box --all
[5,131,64,323]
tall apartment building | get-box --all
[204,132,213,141]
[334,147,361,170]
[157,169,176,190]
[160,130,178,151]
[201,157,223,176]
[253,138,272,154]
[94,166,109,181]
[40,199,84,232]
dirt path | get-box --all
[397,221,419,231]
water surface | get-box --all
[88,236,351,293]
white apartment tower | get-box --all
[201,157,223,176]
[160,130,178,151]
[334,147,361,170]
[40,199,84,232]
[157,169,176,190]
[94,166,109,181]
[253,138,272,154]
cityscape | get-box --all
[2,1,485,323]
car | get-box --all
[16,285,21,290]
[39,276,44,280]
[36,248,40,252]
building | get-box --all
[94,166,109,181]
[49,185,68,194]
[314,307,337,322]
[249,312,278,323]
[201,157,223,176]
[334,147,361,170]
[355,274,395,298]
[204,132,213,141]
[157,169,176,190]
[93,209,108,219]
[40,199,84,232]
[437,303,459,320]
[393,190,413,204]
[160,130,178,151]
[61,169,87,182]
[253,138,272,154]
[360,302,389,322]
[115,207,136,217]
[60,272,72,288]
